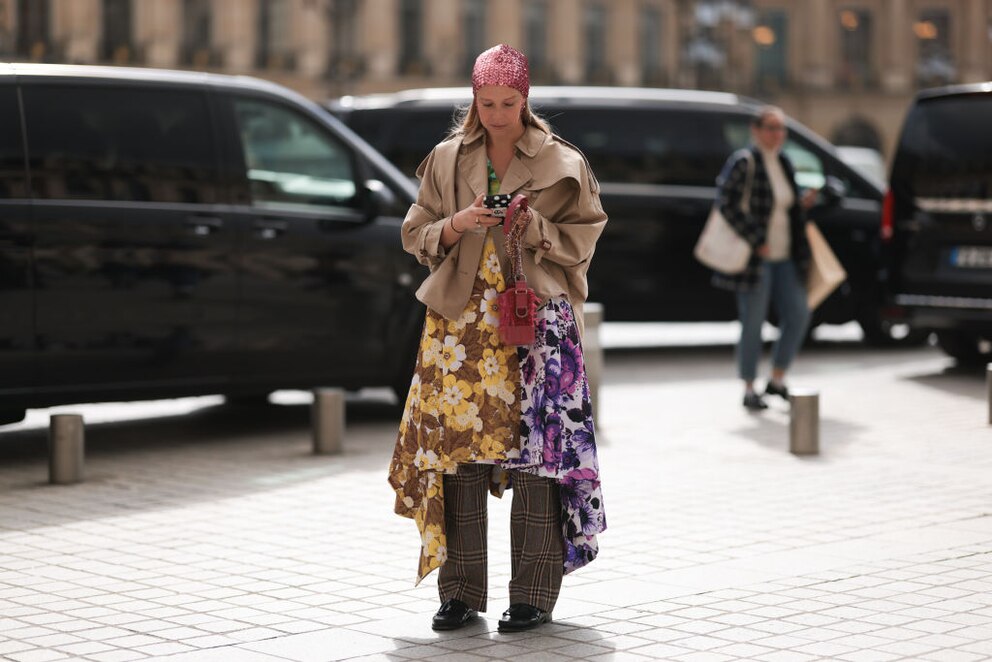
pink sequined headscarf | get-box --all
[471,44,530,100]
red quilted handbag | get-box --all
[497,195,539,346]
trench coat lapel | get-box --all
[499,158,532,197]
[452,139,489,271]
[458,140,489,201]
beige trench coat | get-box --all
[401,123,608,338]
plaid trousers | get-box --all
[438,463,564,613]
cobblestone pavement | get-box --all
[2,337,992,661]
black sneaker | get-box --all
[743,392,768,410]
[764,381,790,401]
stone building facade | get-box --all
[1,0,990,158]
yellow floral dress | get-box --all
[390,158,607,583]
[388,227,521,582]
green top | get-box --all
[486,159,500,195]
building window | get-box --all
[682,1,753,91]
[915,9,954,87]
[399,0,428,75]
[837,8,873,88]
[524,1,550,80]
[102,0,134,63]
[753,9,787,92]
[463,0,486,73]
[15,0,49,60]
[257,0,294,70]
[328,0,361,81]
[640,6,664,85]
[182,0,213,68]
[584,2,609,83]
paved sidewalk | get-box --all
[2,341,992,661]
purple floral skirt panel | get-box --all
[500,297,606,574]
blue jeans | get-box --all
[735,260,810,382]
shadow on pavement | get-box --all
[903,362,987,402]
[732,409,864,456]
[0,396,405,532]
[383,621,618,657]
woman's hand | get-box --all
[452,194,499,233]
[800,188,819,210]
[756,244,770,258]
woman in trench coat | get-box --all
[388,44,607,633]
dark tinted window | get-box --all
[543,107,736,186]
[23,85,219,203]
[892,94,992,199]
[348,107,456,176]
[0,87,27,198]
[233,97,359,209]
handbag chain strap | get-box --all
[503,196,531,282]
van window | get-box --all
[544,107,733,186]
[0,87,26,198]
[782,140,826,190]
[723,117,752,151]
[892,94,992,199]
[348,108,454,178]
[233,98,358,210]
[22,85,219,203]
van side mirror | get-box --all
[364,178,399,218]
[819,175,846,208]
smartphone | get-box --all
[483,194,512,217]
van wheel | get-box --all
[858,311,929,347]
[0,409,26,425]
[936,331,992,366]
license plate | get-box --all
[951,246,992,268]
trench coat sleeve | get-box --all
[718,153,766,249]
[522,160,608,268]
[401,147,453,269]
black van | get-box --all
[328,87,901,344]
[882,82,992,364]
[0,64,423,424]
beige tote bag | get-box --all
[805,222,847,310]
[694,152,755,274]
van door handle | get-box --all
[185,216,223,236]
[252,219,288,240]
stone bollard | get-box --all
[987,363,992,425]
[312,388,345,455]
[583,302,604,423]
[49,414,85,484]
[789,389,819,455]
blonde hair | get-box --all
[447,97,551,140]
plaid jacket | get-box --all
[711,146,811,292]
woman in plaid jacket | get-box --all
[713,106,817,410]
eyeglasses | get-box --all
[760,124,787,133]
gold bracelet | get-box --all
[449,216,464,234]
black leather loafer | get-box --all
[431,598,478,631]
[497,603,552,632]
[764,381,790,401]
[743,392,768,410]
